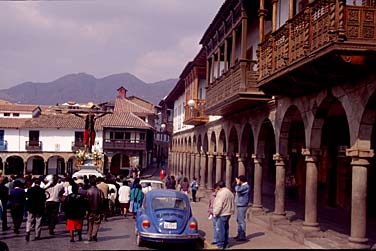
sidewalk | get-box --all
[191,189,309,249]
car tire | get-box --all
[136,233,144,247]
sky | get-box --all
[0,0,224,89]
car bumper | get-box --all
[139,232,201,242]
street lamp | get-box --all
[160,123,166,131]
[187,99,195,109]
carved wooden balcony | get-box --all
[72,140,85,152]
[103,139,147,150]
[25,141,42,151]
[184,99,208,126]
[258,1,376,96]
[206,61,270,116]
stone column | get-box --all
[216,153,223,183]
[273,154,287,219]
[195,152,201,181]
[302,149,320,231]
[346,148,374,246]
[225,154,233,189]
[2,161,6,175]
[237,154,246,176]
[168,151,172,171]
[186,152,191,180]
[182,152,187,177]
[252,154,264,211]
[207,153,214,189]
[200,152,207,187]
[43,161,47,176]
[190,153,195,181]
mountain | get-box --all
[0,73,177,105]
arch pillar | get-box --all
[302,148,320,231]
[207,153,214,189]
[237,153,246,176]
[225,154,233,189]
[215,153,223,183]
[182,152,187,177]
[273,153,288,219]
[252,154,264,211]
[200,151,207,187]
[195,152,201,181]
[346,148,374,247]
[2,161,6,175]
[186,152,191,180]
[190,152,195,181]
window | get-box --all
[0,130,4,145]
[29,130,39,141]
[4,113,10,117]
[115,132,124,140]
[74,131,84,144]
[125,132,131,140]
[152,197,186,210]
[140,133,145,141]
[13,113,19,117]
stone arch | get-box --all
[312,95,351,232]
[188,136,192,152]
[256,118,277,199]
[203,133,209,153]
[240,123,255,185]
[5,155,24,176]
[218,129,226,154]
[193,135,197,152]
[228,126,239,184]
[209,131,217,154]
[197,134,202,153]
[47,155,66,175]
[26,155,45,175]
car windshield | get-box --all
[151,196,186,210]
[141,181,163,190]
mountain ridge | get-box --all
[0,72,177,106]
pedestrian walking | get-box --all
[129,183,144,219]
[159,169,166,181]
[118,180,130,218]
[45,175,64,235]
[96,177,109,221]
[190,177,199,202]
[213,181,235,250]
[180,177,189,195]
[9,180,26,234]
[170,175,176,190]
[86,176,105,242]
[63,184,86,242]
[25,178,46,241]
[208,186,219,245]
[234,175,250,242]
[177,171,183,191]
[0,176,10,232]
[165,176,174,189]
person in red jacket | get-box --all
[159,169,166,181]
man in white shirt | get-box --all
[118,180,130,218]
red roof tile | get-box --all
[0,118,29,128]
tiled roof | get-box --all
[22,114,85,129]
[0,104,38,112]
[0,118,29,128]
[114,97,154,114]
[99,112,152,129]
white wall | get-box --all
[3,127,103,152]
[173,94,193,134]
[0,112,32,118]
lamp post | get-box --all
[188,99,195,110]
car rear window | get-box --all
[152,197,186,210]
[141,182,163,190]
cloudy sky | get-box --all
[0,0,224,89]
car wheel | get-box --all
[136,233,144,247]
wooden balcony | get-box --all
[103,139,147,151]
[72,141,85,152]
[25,141,42,151]
[184,99,208,126]
[206,61,271,116]
[258,1,376,96]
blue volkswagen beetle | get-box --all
[135,189,202,247]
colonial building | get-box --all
[0,87,155,177]
[167,0,376,247]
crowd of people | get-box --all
[0,170,144,243]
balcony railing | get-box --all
[205,61,269,116]
[103,139,147,150]
[72,140,85,152]
[0,140,7,151]
[184,99,208,125]
[258,1,376,89]
[25,141,42,151]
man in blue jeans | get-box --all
[234,175,250,241]
[213,181,234,249]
